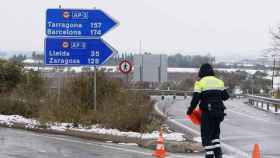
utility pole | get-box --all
[139,40,142,55]
[272,55,276,90]
[139,40,143,82]
[158,55,162,83]
[94,66,97,111]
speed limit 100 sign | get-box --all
[119,60,132,74]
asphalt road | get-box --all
[0,127,205,158]
[156,96,280,158]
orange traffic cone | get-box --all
[152,128,167,158]
[252,144,260,158]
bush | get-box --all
[98,91,160,132]
[0,61,162,132]
[0,61,46,118]
[177,73,197,91]
[0,60,23,94]
[38,71,162,132]
[0,95,35,117]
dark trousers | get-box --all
[201,112,223,158]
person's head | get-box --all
[198,63,215,78]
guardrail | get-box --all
[126,89,192,96]
[126,89,193,100]
[246,95,280,114]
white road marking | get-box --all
[169,118,250,158]
[155,101,250,158]
[227,109,280,125]
[223,135,280,141]
[173,118,188,121]
[169,118,200,135]
[30,133,151,156]
[29,133,200,158]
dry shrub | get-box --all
[39,72,162,132]
[98,91,161,132]
[0,95,35,117]
[0,69,45,118]
[0,66,163,132]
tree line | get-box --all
[168,53,215,67]
[104,52,215,67]
[161,70,271,96]
[7,51,216,68]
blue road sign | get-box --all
[46,9,118,37]
[44,37,117,66]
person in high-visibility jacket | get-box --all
[186,63,229,158]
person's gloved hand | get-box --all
[186,109,193,115]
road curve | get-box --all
[156,96,280,158]
[0,127,152,158]
[0,127,205,158]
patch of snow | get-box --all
[0,114,187,142]
[23,66,119,73]
[73,127,186,141]
[141,131,186,141]
[49,124,67,132]
[168,68,198,73]
[117,143,138,146]
[23,59,42,64]
[193,137,202,143]
[0,115,38,128]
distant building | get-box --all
[133,54,167,83]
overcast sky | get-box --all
[1,0,280,58]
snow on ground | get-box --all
[0,114,186,141]
[24,66,118,73]
[168,68,198,73]
[193,137,202,143]
[0,115,38,128]
[165,67,270,76]
[0,116,241,157]
[72,126,186,141]
[117,143,138,146]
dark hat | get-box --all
[198,63,215,78]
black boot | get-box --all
[214,148,222,158]
[205,154,214,158]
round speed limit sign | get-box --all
[119,60,132,74]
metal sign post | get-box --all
[94,66,97,110]
[119,60,132,84]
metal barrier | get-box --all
[247,95,280,113]
[126,89,192,100]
